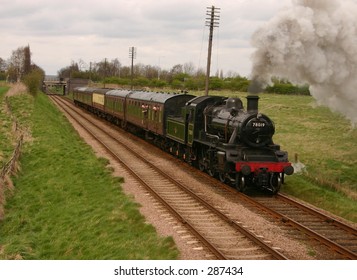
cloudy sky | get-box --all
[0,0,308,76]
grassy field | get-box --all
[264,94,357,222]
[0,86,178,259]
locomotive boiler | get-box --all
[204,96,275,147]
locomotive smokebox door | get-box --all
[246,95,259,113]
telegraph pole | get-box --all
[129,47,136,90]
[205,6,220,96]
[103,58,107,88]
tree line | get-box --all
[0,48,310,95]
[58,58,310,94]
[0,45,44,96]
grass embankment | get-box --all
[262,94,357,222]
[0,86,12,166]
[0,87,178,259]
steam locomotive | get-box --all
[73,87,293,193]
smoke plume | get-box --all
[250,0,357,125]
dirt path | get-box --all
[4,82,26,98]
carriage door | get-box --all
[141,103,149,129]
[153,104,160,134]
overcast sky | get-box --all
[0,0,334,77]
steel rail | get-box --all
[237,193,357,259]
[277,193,357,235]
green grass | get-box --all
[282,176,356,221]
[259,95,357,209]
[0,89,178,259]
[6,92,34,131]
[0,86,12,165]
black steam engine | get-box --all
[73,87,293,194]
[198,95,293,193]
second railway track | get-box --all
[249,193,357,259]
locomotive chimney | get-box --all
[246,95,259,113]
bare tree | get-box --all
[0,57,7,72]
[195,67,206,77]
[57,60,79,78]
[8,46,25,81]
[119,66,131,78]
[78,59,88,71]
[0,57,7,80]
[5,45,33,81]
[111,58,121,77]
[183,62,195,75]
[170,64,184,75]
[23,45,31,76]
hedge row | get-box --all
[101,76,310,95]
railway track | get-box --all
[175,163,357,259]
[248,193,357,259]
[50,95,287,260]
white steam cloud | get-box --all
[250,0,357,125]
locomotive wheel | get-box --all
[164,142,171,153]
[198,148,206,172]
[207,168,215,177]
[173,146,179,158]
[218,172,226,183]
[235,175,247,193]
[198,160,205,172]
[270,173,282,194]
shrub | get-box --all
[266,83,310,95]
[209,77,224,90]
[149,79,167,88]
[23,69,43,96]
[0,72,6,81]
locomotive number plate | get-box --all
[252,121,266,128]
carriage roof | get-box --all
[108,90,194,104]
